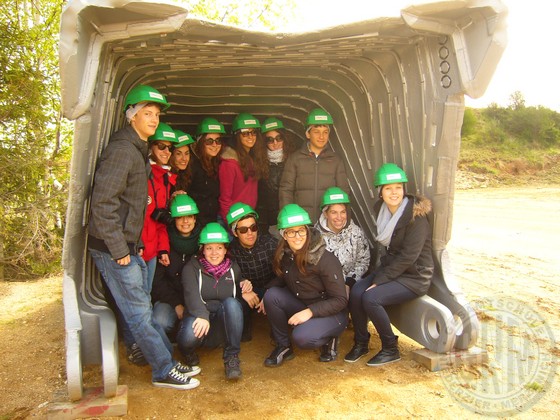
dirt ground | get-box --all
[1,186,559,419]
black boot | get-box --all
[319,337,339,362]
[366,335,400,366]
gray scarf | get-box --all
[267,148,284,164]
[375,197,409,247]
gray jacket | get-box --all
[88,125,150,260]
[279,143,349,222]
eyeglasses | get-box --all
[154,142,174,152]
[236,223,258,234]
[204,138,222,146]
[240,130,258,138]
[284,228,307,238]
[265,135,284,144]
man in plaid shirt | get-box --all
[227,203,278,341]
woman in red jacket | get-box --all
[218,113,268,223]
[142,122,178,291]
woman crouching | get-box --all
[263,204,348,366]
[178,222,256,380]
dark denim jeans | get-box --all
[89,249,175,381]
[264,286,348,349]
[177,297,243,360]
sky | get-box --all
[283,0,560,111]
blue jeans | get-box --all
[89,249,175,381]
[145,256,157,293]
[153,301,178,335]
[264,286,348,349]
[349,273,417,347]
[177,297,243,360]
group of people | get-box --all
[87,84,434,391]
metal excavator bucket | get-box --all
[60,0,507,399]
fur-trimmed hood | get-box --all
[279,226,326,266]
[374,194,432,223]
[412,195,432,220]
[220,145,239,161]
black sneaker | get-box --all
[127,343,148,366]
[344,343,369,363]
[319,337,338,362]
[175,362,201,377]
[152,366,200,390]
[366,348,401,366]
[224,355,242,380]
[264,345,294,367]
[183,351,200,367]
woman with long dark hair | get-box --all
[257,117,297,233]
[263,204,348,367]
[218,113,269,222]
[170,130,194,193]
[188,117,225,227]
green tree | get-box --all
[508,90,526,110]
[171,0,296,30]
[0,0,72,279]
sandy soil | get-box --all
[1,187,559,419]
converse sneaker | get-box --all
[175,362,201,377]
[264,345,294,367]
[127,343,148,366]
[224,355,242,380]
[152,366,200,390]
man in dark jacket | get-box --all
[226,203,278,340]
[279,108,350,222]
[87,85,199,390]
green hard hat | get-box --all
[123,85,170,112]
[321,187,350,208]
[199,222,230,245]
[306,108,333,126]
[232,113,261,132]
[277,204,312,230]
[196,117,226,136]
[148,122,178,143]
[174,130,194,148]
[170,194,199,218]
[262,117,284,133]
[226,202,258,226]
[374,163,408,187]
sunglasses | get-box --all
[240,130,258,138]
[204,138,222,146]
[265,135,284,144]
[284,228,307,238]
[236,223,258,234]
[154,142,174,151]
